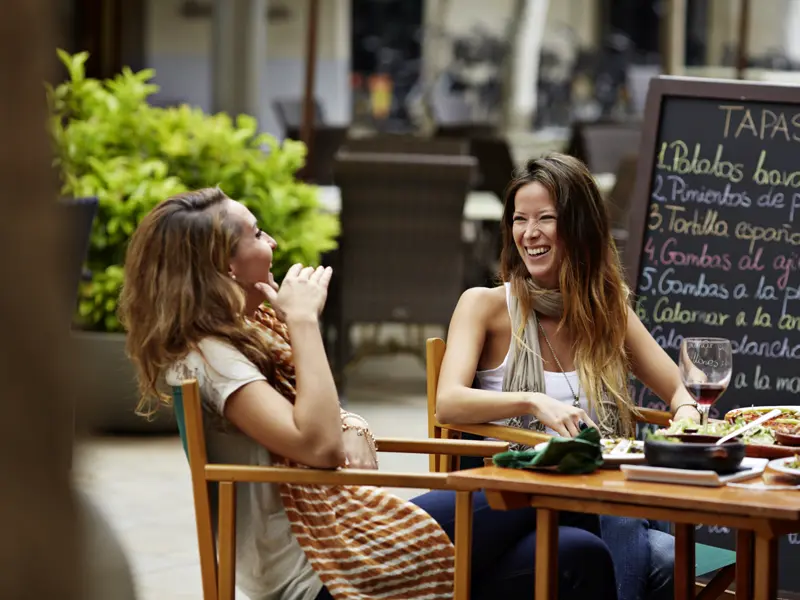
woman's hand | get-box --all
[256,264,332,322]
[340,413,378,469]
[673,403,702,423]
[529,394,598,438]
[342,428,379,469]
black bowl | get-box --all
[644,437,746,474]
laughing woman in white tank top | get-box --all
[436,154,703,600]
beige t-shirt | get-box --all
[166,338,323,600]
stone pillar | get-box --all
[786,0,800,64]
[507,0,549,130]
[211,0,267,123]
[662,0,687,75]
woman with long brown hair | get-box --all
[436,153,702,600]
[118,187,618,600]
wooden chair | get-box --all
[172,378,508,600]
[425,337,738,599]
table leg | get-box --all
[753,534,778,600]
[673,523,695,600]
[453,491,473,600]
[735,530,754,600]
[535,508,558,600]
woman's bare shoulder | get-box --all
[459,284,506,307]
[453,285,507,324]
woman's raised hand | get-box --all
[256,264,332,321]
[529,394,598,438]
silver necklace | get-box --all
[537,318,580,408]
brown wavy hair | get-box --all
[500,153,636,432]
[118,187,277,417]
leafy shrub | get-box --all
[48,50,339,332]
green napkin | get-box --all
[492,427,604,474]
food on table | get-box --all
[654,406,800,446]
[725,406,800,430]
[787,455,800,470]
[601,438,644,455]
[656,417,775,445]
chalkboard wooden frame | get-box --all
[623,75,800,292]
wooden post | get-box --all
[735,0,751,80]
[301,0,320,173]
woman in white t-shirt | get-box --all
[436,154,704,600]
[118,187,619,600]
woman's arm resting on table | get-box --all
[625,306,701,422]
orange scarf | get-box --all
[249,307,455,599]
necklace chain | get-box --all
[537,318,580,407]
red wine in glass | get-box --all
[684,382,727,409]
[679,337,733,425]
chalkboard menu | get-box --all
[624,76,800,595]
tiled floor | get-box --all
[74,354,433,600]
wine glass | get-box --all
[679,337,733,426]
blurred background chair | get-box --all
[342,135,470,157]
[607,153,639,255]
[273,97,325,137]
[326,150,477,392]
[565,119,641,175]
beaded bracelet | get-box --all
[341,422,379,463]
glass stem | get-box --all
[700,407,709,426]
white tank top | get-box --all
[474,283,595,435]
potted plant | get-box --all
[48,50,339,433]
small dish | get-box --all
[669,433,724,444]
[776,432,800,447]
[644,437,746,474]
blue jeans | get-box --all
[600,516,674,600]
[317,490,618,599]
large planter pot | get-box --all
[72,331,177,434]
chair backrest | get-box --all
[607,153,639,230]
[171,381,219,600]
[343,135,469,156]
[467,136,516,198]
[273,98,325,132]
[332,152,477,327]
[297,125,350,185]
[434,123,497,140]
[426,338,446,434]
[566,120,642,175]
[426,338,447,472]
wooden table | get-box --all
[446,466,800,600]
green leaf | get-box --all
[51,50,339,333]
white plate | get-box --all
[534,438,646,467]
[767,456,800,478]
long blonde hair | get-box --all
[118,187,278,417]
[499,153,636,433]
